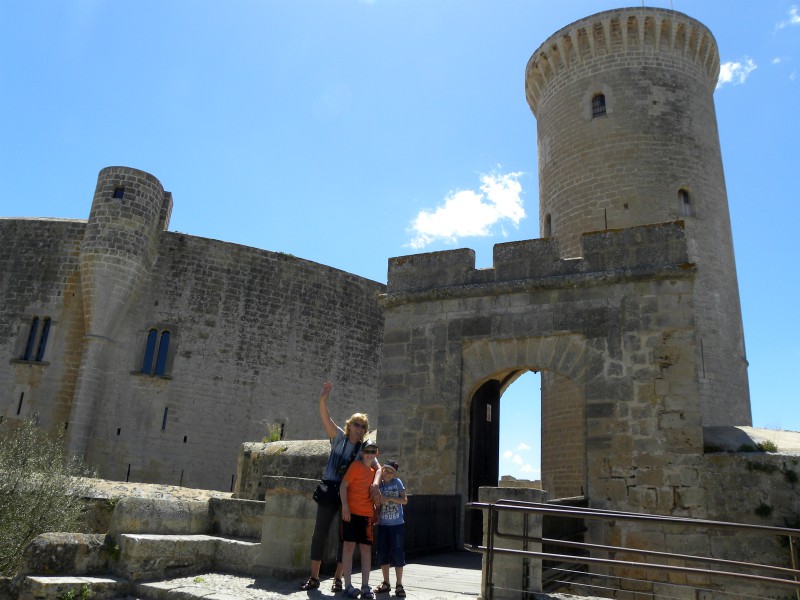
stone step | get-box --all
[17,575,127,600]
[117,533,261,581]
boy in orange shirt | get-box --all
[340,438,379,599]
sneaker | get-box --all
[361,587,375,600]
[345,585,361,598]
[332,578,344,592]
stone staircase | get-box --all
[12,496,263,600]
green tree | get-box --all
[0,415,94,577]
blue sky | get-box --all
[1,1,798,481]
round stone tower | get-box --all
[525,8,750,427]
[68,167,172,458]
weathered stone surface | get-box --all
[0,166,384,492]
[16,533,108,577]
[258,477,336,579]
[233,440,331,501]
[107,497,211,536]
[210,498,263,541]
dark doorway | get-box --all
[466,378,501,546]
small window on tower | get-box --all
[591,93,606,118]
[679,188,692,217]
[113,187,125,199]
[544,214,552,238]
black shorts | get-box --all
[341,514,372,545]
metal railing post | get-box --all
[791,535,799,600]
[485,504,495,600]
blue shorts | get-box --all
[376,524,405,567]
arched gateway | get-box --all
[376,223,705,543]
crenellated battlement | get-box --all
[525,8,719,115]
[384,221,692,303]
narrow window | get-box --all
[544,214,552,238]
[154,331,170,376]
[141,329,158,374]
[22,317,39,361]
[591,93,606,118]
[139,326,174,376]
[35,317,51,361]
[113,187,125,199]
[162,407,169,430]
[679,188,692,216]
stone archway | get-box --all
[461,335,591,506]
[377,223,703,546]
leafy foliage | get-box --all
[0,415,94,577]
[261,421,283,444]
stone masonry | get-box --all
[3,7,800,597]
[1,167,385,491]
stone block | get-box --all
[107,497,212,536]
[210,497,263,540]
[478,486,547,597]
[16,533,109,577]
[16,575,127,600]
[114,534,217,580]
[258,476,336,578]
[675,486,705,509]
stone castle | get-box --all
[2,7,799,591]
[1,167,385,491]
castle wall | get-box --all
[0,219,88,431]
[378,222,706,519]
[81,230,385,490]
[0,170,385,492]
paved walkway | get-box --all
[133,552,484,600]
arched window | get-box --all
[679,188,692,217]
[154,331,170,376]
[141,329,158,374]
[591,93,606,118]
[35,318,51,362]
[23,317,39,361]
[140,328,173,376]
[21,316,51,362]
[544,214,552,238]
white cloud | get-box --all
[776,6,800,30]
[519,464,536,474]
[502,450,513,459]
[512,454,523,465]
[717,57,757,89]
[516,442,531,451]
[773,57,783,65]
[406,171,525,249]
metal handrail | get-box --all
[466,499,800,599]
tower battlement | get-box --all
[385,221,690,300]
[525,8,719,116]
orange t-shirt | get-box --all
[342,460,376,517]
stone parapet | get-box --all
[385,222,691,300]
[526,8,720,115]
[258,476,337,578]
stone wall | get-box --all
[377,221,703,514]
[0,168,385,491]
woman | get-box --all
[301,381,381,591]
